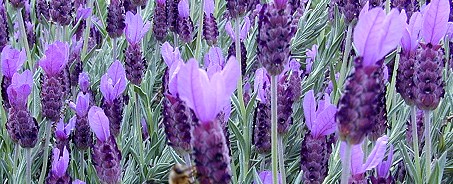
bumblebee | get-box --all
[169,164,196,184]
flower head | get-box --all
[76,6,92,21]
[204,46,225,75]
[376,144,393,178]
[178,0,190,18]
[125,12,151,45]
[69,92,91,117]
[7,70,33,108]
[354,7,404,66]
[88,106,110,142]
[100,61,126,104]
[55,117,75,141]
[39,41,69,77]
[254,68,270,103]
[421,0,450,45]
[51,146,70,178]
[162,42,184,96]
[225,17,251,42]
[401,12,422,54]
[303,90,337,138]
[78,72,90,92]
[1,46,26,79]
[177,57,240,124]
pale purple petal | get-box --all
[288,59,301,72]
[100,75,114,103]
[39,41,69,77]
[204,46,224,68]
[168,59,183,96]
[75,92,90,117]
[446,22,453,39]
[178,0,190,18]
[88,106,110,142]
[240,17,251,40]
[258,171,282,184]
[76,7,92,20]
[1,46,26,78]
[51,147,69,178]
[401,28,412,53]
[377,144,393,178]
[354,8,385,65]
[72,180,86,184]
[55,119,67,139]
[207,63,222,78]
[350,143,365,175]
[225,21,235,41]
[303,90,316,131]
[254,68,269,102]
[422,0,450,44]
[66,116,76,134]
[312,105,337,137]
[125,12,150,44]
[78,72,90,92]
[219,56,240,98]
[376,9,405,61]
[101,61,126,104]
[362,135,389,171]
[7,70,33,107]
[358,1,369,20]
[399,9,407,23]
[204,0,214,15]
[161,42,182,67]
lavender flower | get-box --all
[177,0,193,43]
[78,71,91,94]
[337,7,403,145]
[257,171,282,184]
[6,70,39,148]
[89,106,122,184]
[107,0,126,38]
[73,6,92,39]
[50,0,73,26]
[413,0,448,110]
[370,145,394,183]
[166,0,180,32]
[153,0,168,41]
[336,0,364,23]
[257,0,297,76]
[161,42,194,153]
[341,136,388,182]
[177,56,240,184]
[253,68,271,154]
[226,17,251,76]
[9,0,24,8]
[1,46,26,109]
[69,92,92,150]
[124,12,150,85]
[300,90,337,183]
[0,2,8,51]
[39,41,69,122]
[46,146,71,183]
[55,118,75,152]
[226,0,255,18]
[68,37,84,86]
[36,0,50,21]
[124,0,137,14]
[100,60,127,137]
[74,0,87,10]
[203,0,219,45]
[305,44,318,74]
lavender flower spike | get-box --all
[106,0,126,38]
[177,0,193,43]
[370,144,394,183]
[203,0,219,45]
[71,91,93,150]
[153,0,168,41]
[177,57,239,183]
[125,12,151,45]
[55,117,75,151]
[46,146,71,183]
[1,46,26,79]
[69,92,91,118]
[78,72,91,93]
[7,70,33,109]
[39,41,70,77]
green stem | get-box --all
[335,23,353,104]
[173,32,179,48]
[26,148,31,184]
[410,106,422,182]
[17,8,33,71]
[112,38,117,60]
[271,75,278,184]
[38,121,52,184]
[277,135,286,184]
[81,0,93,60]
[424,110,431,182]
[135,93,146,181]
[194,0,205,60]
[80,150,85,178]
[341,144,351,184]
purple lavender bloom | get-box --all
[166,0,180,32]
[50,0,73,26]
[36,0,50,21]
[226,0,256,18]
[71,92,93,150]
[203,0,219,45]
[0,1,8,51]
[177,57,239,184]
[124,12,150,85]
[39,41,70,77]
[78,72,91,93]
[303,90,337,139]
[177,0,193,43]
[7,70,32,109]
[55,117,75,151]
[341,135,388,182]
[1,46,26,109]
[73,6,92,39]
[305,44,318,74]
[9,0,25,8]
[106,0,125,38]
[72,180,86,184]
[337,7,403,145]
[100,61,127,136]
[257,171,282,184]
[46,146,71,183]
[226,17,251,76]
[153,0,168,41]
[88,106,122,184]
[370,145,394,183]
[391,0,419,19]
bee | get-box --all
[169,164,196,184]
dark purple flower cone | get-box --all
[414,44,445,110]
[0,2,8,51]
[406,109,424,149]
[166,0,180,32]
[107,0,126,39]
[216,111,231,156]
[6,108,39,148]
[226,0,247,18]
[336,0,363,23]
[73,116,93,150]
[130,0,147,7]
[91,136,122,184]
[394,161,406,182]
[369,0,384,8]
[101,97,125,137]
[336,58,385,145]
[41,76,64,122]
[50,0,73,26]
[349,174,367,184]
[370,175,394,184]
[396,52,417,105]
[162,94,194,153]
[125,43,147,85]
[74,0,87,9]
[1,76,11,110]
[253,102,271,154]
[391,0,419,20]
[153,0,168,42]
[368,66,388,142]
[257,3,296,76]
[203,13,219,46]
[228,41,247,76]
[60,65,72,98]
[26,21,36,47]
[300,134,330,184]
[9,0,25,8]
[46,174,72,184]
[124,0,138,14]
[277,71,301,134]
[192,121,232,184]
[36,0,50,21]
[177,16,193,43]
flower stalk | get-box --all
[194,0,205,60]
[277,135,286,184]
[135,92,146,181]
[341,144,351,184]
[424,110,431,181]
[17,8,32,70]
[38,120,52,184]
[271,75,278,184]
[410,106,422,182]
[26,148,31,184]
[81,0,93,60]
